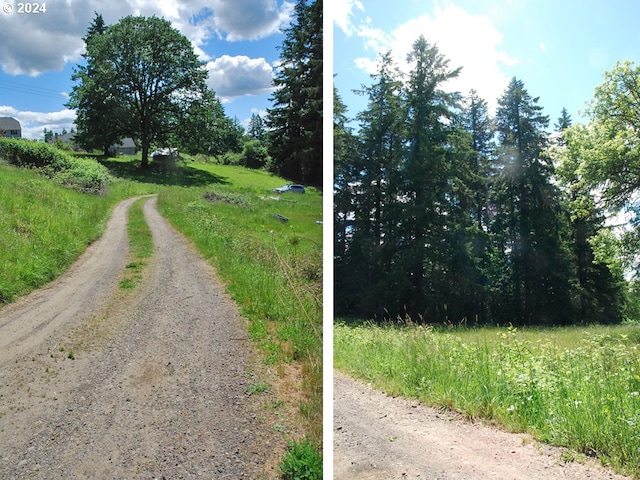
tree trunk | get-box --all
[140,138,150,169]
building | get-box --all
[109,137,136,155]
[0,117,21,138]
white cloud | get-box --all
[332,0,365,36]
[0,106,76,139]
[0,0,290,76]
[539,42,546,53]
[207,0,294,41]
[351,1,519,112]
[206,55,275,100]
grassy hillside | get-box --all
[0,164,113,303]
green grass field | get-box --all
[335,320,640,477]
[0,149,322,473]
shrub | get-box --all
[0,138,71,169]
[0,138,110,194]
[240,139,270,169]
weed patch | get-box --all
[279,438,323,480]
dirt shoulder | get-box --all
[334,370,630,480]
[0,196,284,479]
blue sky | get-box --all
[0,0,293,139]
[333,0,640,130]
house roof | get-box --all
[0,117,21,131]
[110,137,136,149]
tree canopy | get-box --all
[68,14,231,168]
[335,40,629,326]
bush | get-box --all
[279,439,322,480]
[240,139,270,169]
[0,138,71,169]
[50,157,111,194]
[0,138,110,194]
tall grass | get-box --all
[0,165,112,303]
[156,166,323,450]
[335,321,640,478]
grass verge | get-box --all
[119,196,154,290]
[335,320,640,478]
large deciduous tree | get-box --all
[68,15,209,168]
[267,0,322,187]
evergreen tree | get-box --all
[459,90,495,230]
[555,107,573,132]
[67,12,126,156]
[456,90,497,323]
[248,113,266,141]
[394,36,463,320]
[266,0,322,187]
[334,86,361,313]
[339,52,407,315]
[494,78,574,325]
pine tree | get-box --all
[248,113,266,141]
[266,0,322,187]
[494,78,574,325]
[341,52,407,315]
[395,36,462,319]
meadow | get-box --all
[0,143,322,475]
[335,320,640,478]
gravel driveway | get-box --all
[0,196,282,479]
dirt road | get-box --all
[0,196,282,478]
[334,371,630,480]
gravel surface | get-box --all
[0,196,283,479]
[334,370,631,480]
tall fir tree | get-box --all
[67,13,126,156]
[266,0,322,187]
[339,52,407,315]
[394,36,463,320]
[494,78,575,325]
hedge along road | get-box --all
[0,196,282,479]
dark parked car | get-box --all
[273,184,305,194]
